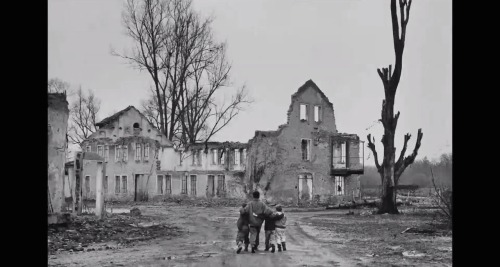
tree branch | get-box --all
[367,134,382,173]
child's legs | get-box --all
[249,226,259,247]
[265,230,272,247]
[243,227,250,245]
[269,230,277,246]
[276,228,286,243]
[236,230,244,246]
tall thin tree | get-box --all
[366,0,423,214]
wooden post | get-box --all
[95,162,104,219]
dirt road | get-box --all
[49,205,355,267]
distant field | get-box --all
[362,187,436,198]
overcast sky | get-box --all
[48,0,452,164]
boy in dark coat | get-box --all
[263,209,285,253]
[236,203,250,254]
[243,191,274,253]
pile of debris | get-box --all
[47,212,182,255]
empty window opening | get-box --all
[104,146,109,161]
[217,175,225,196]
[340,142,346,163]
[241,149,246,165]
[212,149,218,165]
[234,149,240,165]
[121,176,128,193]
[190,175,197,196]
[219,149,225,165]
[300,104,308,121]
[115,176,120,194]
[314,106,322,122]
[144,143,150,161]
[335,176,344,196]
[97,145,104,157]
[115,145,121,161]
[123,145,128,161]
[301,139,311,161]
[133,123,140,129]
[135,143,142,161]
[181,176,188,194]
[157,175,163,194]
[192,150,201,166]
[165,175,172,195]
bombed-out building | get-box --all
[158,142,249,198]
[245,80,364,205]
[80,106,173,201]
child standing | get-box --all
[236,203,250,254]
[263,208,284,253]
[274,205,287,252]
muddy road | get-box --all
[49,205,354,267]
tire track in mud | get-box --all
[283,213,354,267]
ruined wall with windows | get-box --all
[157,142,248,199]
[244,80,363,204]
[48,93,69,213]
[80,106,172,201]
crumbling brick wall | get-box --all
[48,93,69,213]
[245,82,357,204]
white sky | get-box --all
[49,0,452,164]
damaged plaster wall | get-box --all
[158,142,248,199]
[48,93,69,213]
[81,107,168,201]
[244,81,361,204]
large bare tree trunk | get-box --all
[366,0,422,214]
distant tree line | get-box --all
[360,153,452,189]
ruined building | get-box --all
[48,93,70,221]
[245,80,364,204]
[78,80,364,204]
[80,106,173,201]
[159,142,248,198]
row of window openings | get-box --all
[301,140,347,163]
[183,149,247,166]
[299,104,322,122]
[298,174,345,196]
[86,144,151,162]
[84,174,226,196]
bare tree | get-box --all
[366,0,423,214]
[113,0,171,135]
[68,87,101,147]
[48,78,70,94]
[116,0,251,149]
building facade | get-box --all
[81,106,172,201]
[158,142,249,199]
[245,80,364,204]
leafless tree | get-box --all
[68,87,101,147]
[116,0,251,149]
[366,0,423,214]
[48,78,71,94]
[113,0,171,135]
